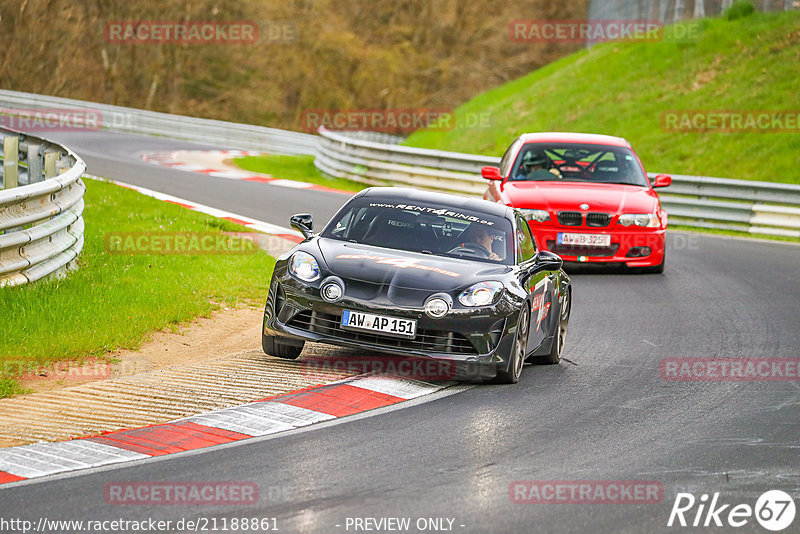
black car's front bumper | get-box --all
[263,278,517,380]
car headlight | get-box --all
[289,251,321,281]
[519,209,550,223]
[458,281,504,307]
[618,213,661,227]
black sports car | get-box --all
[262,187,571,383]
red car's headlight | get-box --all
[519,209,550,223]
[618,213,660,228]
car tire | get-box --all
[534,287,569,365]
[540,323,563,365]
[262,300,304,360]
[262,333,304,360]
[493,305,530,384]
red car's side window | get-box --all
[499,139,523,178]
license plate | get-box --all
[557,233,611,247]
[340,310,417,339]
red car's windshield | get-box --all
[510,143,649,187]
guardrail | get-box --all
[315,127,800,238]
[0,89,318,156]
[3,91,797,238]
[316,126,496,194]
[0,128,86,287]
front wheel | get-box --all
[262,300,304,359]
[262,333,304,360]
[493,305,530,384]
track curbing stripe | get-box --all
[170,421,252,441]
[276,383,407,417]
[139,149,354,195]
[344,375,454,399]
[0,471,26,484]
[0,374,452,486]
[87,436,177,457]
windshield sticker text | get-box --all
[368,203,496,226]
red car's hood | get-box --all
[502,181,658,214]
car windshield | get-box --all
[321,197,514,265]
[510,142,649,187]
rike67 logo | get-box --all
[668,490,795,531]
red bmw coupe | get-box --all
[482,133,671,273]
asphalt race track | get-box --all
[2,130,799,533]
[46,130,349,231]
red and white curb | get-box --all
[141,150,352,195]
[85,174,304,254]
[0,375,451,486]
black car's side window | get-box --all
[516,215,536,263]
[523,217,538,254]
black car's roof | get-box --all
[358,187,513,219]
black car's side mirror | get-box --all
[532,250,563,272]
[290,213,314,238]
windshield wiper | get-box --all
[602,181,646,186]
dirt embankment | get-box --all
[0,307,357,447]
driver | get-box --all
[520,152,561,179]
[455,224,501,261]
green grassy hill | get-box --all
[405,10,800,183]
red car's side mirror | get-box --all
[482,166,502,181]
[653,174,672,188]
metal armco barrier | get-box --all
[315,127,800,238]
[316,127,496,195]
[0,89,318,156]
[0,128,86,287]
[2,91,797,238]
[588,0,795,28]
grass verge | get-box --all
[0,178,275,398]
[233,154,365,193]
[669,224,800,243]
[405,10,800,184]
